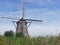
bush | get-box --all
[16,32,24,37]
[4,30,14,37]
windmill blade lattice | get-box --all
[1,16,20,20]
[25,19,43,22]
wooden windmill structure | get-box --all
[1,0,43,37]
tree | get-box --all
[4,30,14,37]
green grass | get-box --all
[0,35,60,45]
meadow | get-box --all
[0,34,60,45]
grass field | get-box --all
[0,35,60,45]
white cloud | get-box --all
[28,24,60,36]
[0,23,15,35]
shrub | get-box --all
[4,30,14,37]
[16,32,24,37]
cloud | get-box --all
[28,24,60,36]
[0,23,15,35]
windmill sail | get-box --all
[22,0,24,18]
[1,16,19,20]
[25,19,43,22]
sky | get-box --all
[0,0,60,37]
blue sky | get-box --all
[0,0,60,37]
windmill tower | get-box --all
[16,19,29,37]
[1,0,43,38]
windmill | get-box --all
[0,0,43,37]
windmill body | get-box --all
[16,18,29,37]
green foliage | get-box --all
[16,32,24,37]
[1,34,60,45]
[4,30,14,37]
